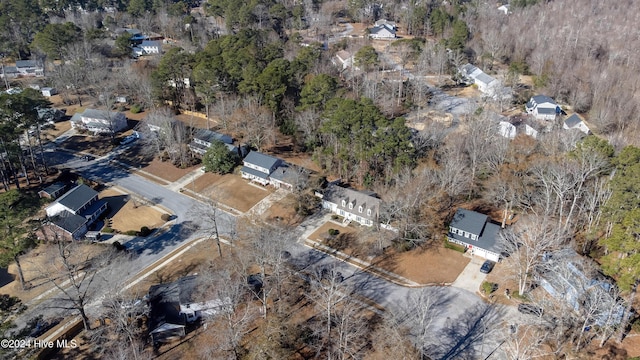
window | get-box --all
[471,234,478,241]
[339,210,344,216]
[348,203,353,210]
[367,209,372,216]
[341,200,346,207]
[356,216,361,222]
[358,206,363,213]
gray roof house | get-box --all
[71,109,128,134]
[526,95,560,121]
[38,182,68,199]
[563,114,590,134]
[15,60,44,77]
[189,129,234,156]
[319,184,381,227]
[240,151,283,186]
[369,23,396,39]
[447,209,501,262]
[0,65,19,79]
[44,184,107,240]
[269,164,307,191]
[459,63,501,96]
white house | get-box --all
[526,95,560,121]
[41,87,57,97]
[447,208,501,262]
[15,60,44,77]
[319,184,381,227]
[524,124,539,138]
[563,114,590,134]
[369,23,396,39]
[70,109,128,134]
[240,151,283,186]
[188,129,234,156]
[334,50,355,70]
[43,184,107,241]
[459,63,500,96]
[498,121,517,139]
[140,40,162,54]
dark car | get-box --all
[480,260,495,274]
[518,303,543,317]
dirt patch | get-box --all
[261,193,302,226]
[59,134,116,156]
[100,188,167,233]
[194,173,272,213]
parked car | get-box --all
[480,260,495,274]
[120,135,137,145]
[518,303,543,317]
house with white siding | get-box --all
[70,109,128,134]
[526,95,560,121]
[319,184,381,227]
[447,208,501,262]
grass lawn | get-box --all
[100,187,168,233]
[141,157,200,183]
[261,193,302,225]
[59,134,116,156]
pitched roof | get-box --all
[240,166,269,180]
[148,275,200,330]
[49,210,87,234]
[475,72,497,86]
[564,114,583,127]
[530,95,557,106]
[193,129,232,144]
[335,50,352,62]
[449,208,488,236]
[269,165,299,185]
[80,109,125,121]
[243,151,281,171]
[41,182,66,196]
[57,184,98,212]
[15,60,40,68]
[537,107,557,115]
[141,40,161,48]
[323,184,381,221]
[370,24,396,36]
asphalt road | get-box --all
[27,147,514,359]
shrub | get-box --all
[124,230,138,236]
[161,213,171,221]
[331,215,340,221]
[138,226,152,237]
[328,228,340,236]
[482,281,498,295]
[113,241,125,251]
[444,240,466,253]
[130,104,143,113]
[102,227,114,233]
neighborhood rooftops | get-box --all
[564,113,582,127]
[526,95,557,108]
[449,208,488,235]
[81,109,122,120]
[15,60,41,68]
[56,184,99,213]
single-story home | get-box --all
[369,23,396,39]
[333,50,356,70]
[41,87,57,97]
[140,40,161,54]
[459,63,500,96]
[526,95,560,121]
[499,121,517,139]
[563,114,590,134]
[447,208,501,262]
[318,184,381,227]
[15,60,44,77]
[38,182,68,199]
[70,109,128,134]
[0,66,19,79]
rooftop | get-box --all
[56,184,98,213]
[244,151,281,171]
[49,210,87,234]
[449,208,488,236]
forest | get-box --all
[1,0,640,358]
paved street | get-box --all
[25,148,514,359]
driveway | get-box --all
[451,256,488,293]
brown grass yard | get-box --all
[59,134,116,156]
[141,157,200,183]
[40,120,72,142]
[261,193,302,226]
[99,188,168,233]
[193,173,272,213]
[309,220,469,285]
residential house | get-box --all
[116,28,147,42]
[538,249,624,326]
[189,129,235,156]
[498,121,517,139]
[269,164,306,191]
[70,109,128,134]
[523,124,539,138]
[374,19,397,28]
[333,50,356,70]
[140,40,161,54]
[42,184,107,240]
[148,275,230,345]
[0,65,19,79]
[369,23,397,39]
[38,182,68,199]
[41,87,57,97]
[526,95,560,121]
[459,64,500,96]
[447,208,501,262]
[319,184,381,227]
[240,151,283,186]
[563,113,590,134]
[15,60,44,77]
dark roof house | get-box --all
[38,182,68,199]
[44,184,107,240]
[240,151,283,185]
[447,209,502,261]
[320,184,381,227]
